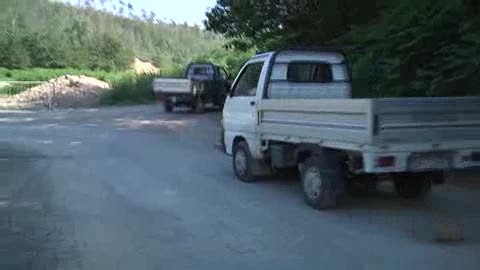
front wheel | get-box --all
[301,155,344,210]
[233,141,255,182]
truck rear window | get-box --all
[287,63,333,83]
[192,67,208,75]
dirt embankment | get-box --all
[2,75,111,109]
[132,58,159,74]
[0,58,159,110]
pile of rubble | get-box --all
[11,75,111,108]
[133,57,159,74]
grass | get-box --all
[100,68,185,105]
[0,82,41,96]
[100,73,159,105]
[0,67,131,84]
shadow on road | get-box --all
[0,143,79,269]
[253,171,480,244]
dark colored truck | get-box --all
[153,63,231,113]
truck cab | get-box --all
[223,49,351,159]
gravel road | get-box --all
[1,105,479,270]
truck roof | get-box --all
[255,48,346,64]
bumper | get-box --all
[165,94,193,106]
[363,149,480,173]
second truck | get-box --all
[153,63,231,113]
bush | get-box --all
[100,73,158,105]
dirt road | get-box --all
[1,105,479,270]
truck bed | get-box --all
[153,78,192,95]
[259,97,480,153]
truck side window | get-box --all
[232,62,264,97]
[287,63,333,83]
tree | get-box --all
[205,0,480,97]
[88,33,134,71]
[0,0,225,71]
[205,0,378,50]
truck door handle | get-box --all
[250,101,256,106]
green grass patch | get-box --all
[0,82,40,96]
[0,67,131,84]
[100,73,158,105]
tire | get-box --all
[164,101,173,113]
[193,96,205,114]
[393,173,432,199]
[300,153,344,210]
[233,141,255,182]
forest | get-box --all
[205,0,480,97]
[0,0,226,72]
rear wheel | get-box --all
[193,96,205,114]
[164,102,173,113]
[233,141,255,182]
[393,173,432,199]
[300,153,344,210]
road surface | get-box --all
[1,105,479,270]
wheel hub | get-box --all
[304,168,323,199]
[235,150,248,176]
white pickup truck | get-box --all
[222,48,480,210]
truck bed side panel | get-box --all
[153,78,191,94]
[374,97,480,146]
[259,99,373,146]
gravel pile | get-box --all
[11,75,111,108]
[133,57,159,74]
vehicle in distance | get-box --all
[222,48,480,210]
[153,63,231,113]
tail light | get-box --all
[377,156,395,167]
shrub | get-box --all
[100,73,158,105]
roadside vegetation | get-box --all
[2,0,478,108]
[100,73,159,105]
[0,0,252,105]
[205,0,480,97]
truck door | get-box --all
[223,61,265,153]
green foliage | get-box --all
[0,82,39,96]
[206,0,480,97]
[87,34,134,71]
[0,68,130,83]
[100,73,158,105]
[193,48,255,77]
[0,0,224,71]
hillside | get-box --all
[0,0,224,72]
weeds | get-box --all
[100,73,159,105]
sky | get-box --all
[64,0,217,26]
